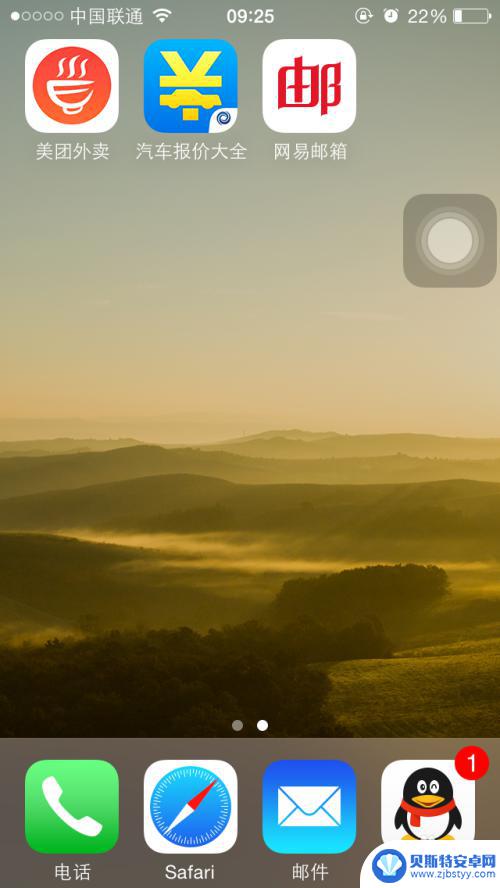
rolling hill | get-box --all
[205,430,500,461]
[0,438,140,458]
[327,637,500,737]
[6,444,500,500]
[0,532,259,642]
[0,445,264,499]
[2,475,500,561]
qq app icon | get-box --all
[25,39,119,133]
[144,760,238,853]
[263,39,356,133]
[381,760,475,842]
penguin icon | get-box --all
[395,767,462,840]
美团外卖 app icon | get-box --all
[25,39,119,133]
[381,760,475,842]
[262,760,356,854]
[25,760,119,854]
[144,39,238,133]
[262,39,357,133]
[144,760,238,853]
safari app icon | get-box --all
[144,760,238,853]
[25,39,119,132]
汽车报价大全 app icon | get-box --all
[381,760,475,842]
[25,760,119,854]
[262,39,356,133]
[262,760,356,854]
[144,760,238,853]
[144,39,238,133]
[25,40,119,133]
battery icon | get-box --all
[453,8,492,23]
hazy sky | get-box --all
[2,0,500,441]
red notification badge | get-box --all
[455,746,490,781]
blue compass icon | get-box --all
[150,765,232,848]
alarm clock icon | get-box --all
[384,8,399,22]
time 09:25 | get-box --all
[227,8,275,23]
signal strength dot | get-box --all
[153,7,173,22]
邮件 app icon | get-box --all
[263,39,356,133]
[25,39,119,133]
[144,39,238,133]
[25,760,119,854]
[262,760,356,854]
[381,760,475,842]
[144,760,238,853]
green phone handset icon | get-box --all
[25,760,119,854]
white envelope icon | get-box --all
[278,786,341,828]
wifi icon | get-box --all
[153,7,173,22]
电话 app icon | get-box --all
[144,39,238,133]
[25,760,119,854]
[403,194,497,287]
[262,760,356,854]
[381,760,475,842]
[144,760,238,853]
[262,39,357,133]
[25,39,119,133]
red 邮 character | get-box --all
[278,56,341,116]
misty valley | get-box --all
[0,430,499,737]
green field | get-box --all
[328,636,500,737]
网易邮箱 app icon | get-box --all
[144,760,238,853]
[25,760,119,854]
[144,39,238,133]
[263,39,356,133]
[262,760,356,854]
[25,39,119,132]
